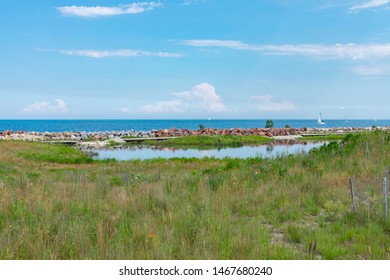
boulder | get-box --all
[110,137,126,144]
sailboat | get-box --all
[317,113,325,125]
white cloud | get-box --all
[352,65,390,75]
[172,83,226,112]
[349,0,390,12]
[120,107,131,113]
[249,95,296,112]
[56,99,68,113]
[57,2,162,17]
[61,49,183,58]
[140,100,183,114]
[181,0,210,5]
[22,99,68,114]
[134,83,226,115]
[180,40,390,60]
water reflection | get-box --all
[90,140,326,161]
[266,144,274,153]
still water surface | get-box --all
[93,142,326,160]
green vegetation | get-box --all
[139,135,272,148]
[265,119,274,128]
[0,132,390,260]
[300,134,347,141]
[18,143,93,164]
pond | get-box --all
[91,141,326,161]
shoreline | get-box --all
[1,126,388,144]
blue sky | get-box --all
[1,0,390,119]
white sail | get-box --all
[317,113,325,124]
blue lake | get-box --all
[93,142,326,160]
[0,119,388,132]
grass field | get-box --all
[0,132,390,259]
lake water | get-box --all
[92,142,326,160]
[0,119,388,132]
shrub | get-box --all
[265,119,274,128]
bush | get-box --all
[265,120,274,128]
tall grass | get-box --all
[0,132,389,260]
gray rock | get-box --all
[111,137,126,144]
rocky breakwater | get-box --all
[0,130,45,141]
[153,126,390,137]
[153,127,306,137]
[2,126,390,145]
[303,126,390,135]
[0,130,155,142]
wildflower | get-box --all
[148,233,156,239]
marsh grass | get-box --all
[300,134,347,141]
[138,135,272,149]
[0,132,390,259]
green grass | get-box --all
[300,134,347,141]
[0,132,390,260]
[138,135,272,148]
[18,143,94,164]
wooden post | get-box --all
[384,177,388,222]
[349,178,356,211]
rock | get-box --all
[70,135,81,141]
[110,137,126,144]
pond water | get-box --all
[92,141,326,161]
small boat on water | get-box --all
[317,113,325,125]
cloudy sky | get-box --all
[1,0,390,119]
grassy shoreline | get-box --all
[133,135,273,148]
[1,132,390,259]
